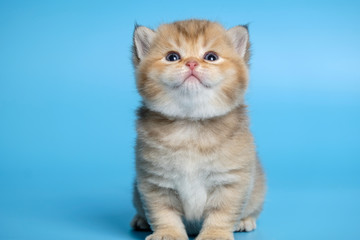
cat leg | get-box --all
[131,181,151,231]
[138,183,188,240]
[196,180,251,240]
[235,160,265,232]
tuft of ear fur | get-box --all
[132,25,156,66]
[227,25,250,62]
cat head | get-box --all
[132,19,250,120]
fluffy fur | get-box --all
[131,19,266,240]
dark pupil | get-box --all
[207,54,217,61]
[168,54,179,61]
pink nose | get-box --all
[186,60,199,70]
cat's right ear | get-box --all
[226,25,250,60]
[133,25,156,62]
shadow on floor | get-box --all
[55,196,152,240]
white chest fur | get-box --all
[144,149,212,221]
[174,158,208,221]
[147,149,240,222]
[140,114,242,222]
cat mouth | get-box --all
[185,74,201,82]
[182,73,211,88]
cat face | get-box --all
[133,20,250,119]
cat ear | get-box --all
[133,25,156,61]
[226,25,249,59]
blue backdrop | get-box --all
[1,0,359,239]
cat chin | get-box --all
[143,91,244,120]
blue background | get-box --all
[1,0,359,239]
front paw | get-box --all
[145,230,188,240]
[234,217,256,232]
[196,229,233,240]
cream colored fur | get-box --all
[131,19,266,240]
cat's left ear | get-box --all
[226,25,249,59]
[133,25,156,61]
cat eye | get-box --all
[166,52,181,61]
[204,52,219,61]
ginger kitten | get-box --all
[131,19,266,240]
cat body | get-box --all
[131,20,266,240]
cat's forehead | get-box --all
[155,20,230,51]
[159,20,224,37]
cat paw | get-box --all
[145,231,188,240]
[196,230,234,240]
[131,214,151,231]
[234,217,256,232]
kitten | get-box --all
[130,19,266,240]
